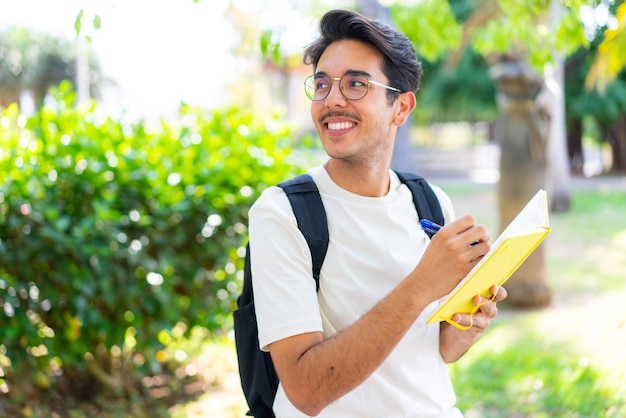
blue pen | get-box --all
[420,219,442,235]
[422,218,480,245]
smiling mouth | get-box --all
[327,121,355,130]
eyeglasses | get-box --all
[304,73,402,101]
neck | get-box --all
[324,159,391,197]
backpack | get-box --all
[233,171,445,418]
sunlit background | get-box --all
[0,0,347,121]
[1,1,625,416]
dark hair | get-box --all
[303,9,422,102]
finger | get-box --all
[467,224,490,247]
[453,313,489,330]
[447,215,477,234]
[497,285,508,302]
[490,284,508,302]
[471,294,498,317]
[479,301,498,318]
[491,284,499,296]
[452,313,470,327]
[468,243,489,263]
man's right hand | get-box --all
[415,214,490,300]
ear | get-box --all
[392,92,416,127]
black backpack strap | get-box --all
[394,170,444,239]
[278,174,329,290]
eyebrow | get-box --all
[314,69,373,78]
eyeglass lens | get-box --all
[305,74,371,101]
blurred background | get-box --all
[1,0,625,417]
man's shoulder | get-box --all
[249,184,292,221]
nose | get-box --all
[324,78,347,107]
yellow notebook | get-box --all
[426,189,551,329]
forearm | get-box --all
[271,274,434,416]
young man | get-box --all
[248,9,507,417]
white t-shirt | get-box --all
[249,165,462,418]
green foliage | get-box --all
[391,0,590,71]
[586,1,626,92]
[0,81,301,393]
[260,30,284,66]
[555,4,590,58]
[391,0,462,63]
[391,1,497,123]
[471,0,589,69]
[566,45,626,137]
[74,9,102,38]
[415,49,498,123]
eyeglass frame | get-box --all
[303,72,403,101]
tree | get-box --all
[586,1,626,93]
[566,44,626,175]
[489,60,552,306]
[390,0,595,307]
[0,26,102,110]
[583,0,626,174]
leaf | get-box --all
[259,30,271,57]
[55,215,72,232]
[92,14,102,30]
[74,9,84,36]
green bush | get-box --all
[0,82,303,395]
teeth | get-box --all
[328,122,354,130]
